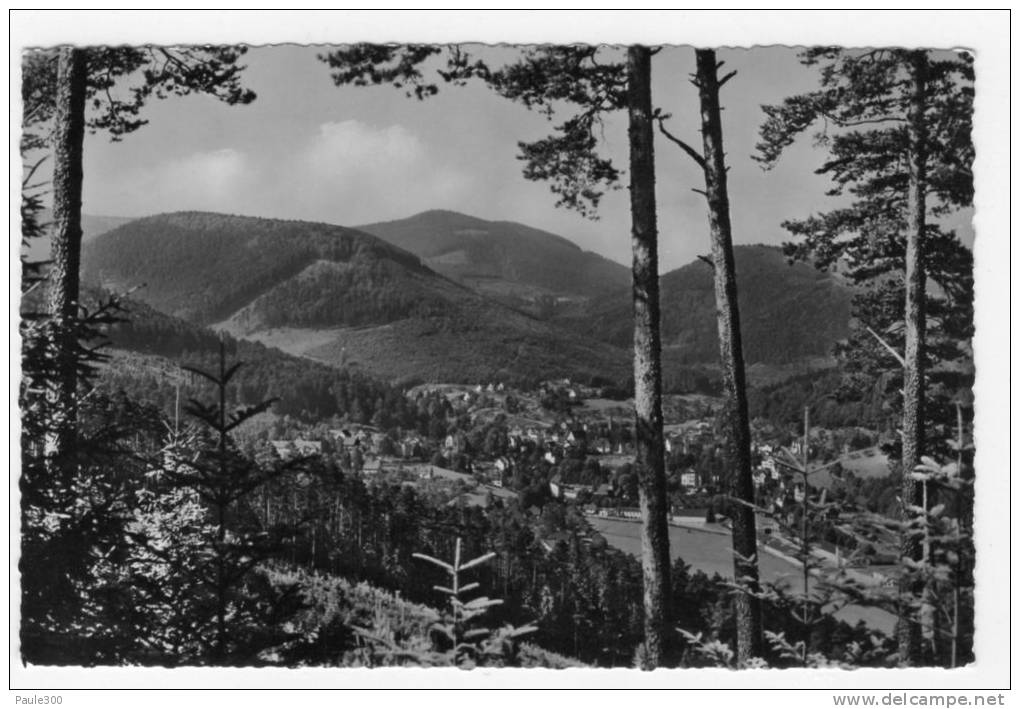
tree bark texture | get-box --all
[44,47,88,473]
[898,49,929,667]
[694,48,764,664]
[626,45,672,668]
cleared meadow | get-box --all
[587,515,896,634]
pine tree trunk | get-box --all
[44,47,87,475]
[898,49,929,667]
[626,45,672,668]
[694,48,763,664]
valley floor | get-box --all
[586,515,897,635]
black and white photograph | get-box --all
[9,9,1010,699]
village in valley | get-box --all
[259,375,899,605]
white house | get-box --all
[294,439,322,456]
[270,440,295,460]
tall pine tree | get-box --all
[22,44,256,471]
[44,48,87,475]
[319,43,675,666]
[656,48,764,664]
[625,46,673,667]
[20,44,256,663]
[755,47,974,665]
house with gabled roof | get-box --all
[270,440,296,460]
[538,530,572,554]
[294,439,322,456]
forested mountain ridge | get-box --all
[82,211,430,325]
[81,211,632,386]
[356,209,631,303]
[79,212,855,387]
[220,257,472,333]
[555,244,854,366]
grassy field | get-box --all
[587,516,896,634]
[218,325,341,357]
[578,398,633,414]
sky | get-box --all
[64,43,973,273]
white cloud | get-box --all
[173,149,248,197]
[86,148,251,216]
[305,120,425,177]
[85,121,475,227]
[292,120,472,224]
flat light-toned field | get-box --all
[587,516,896,634]
[578,398,633,414]
[841,449,891,478]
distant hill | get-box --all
[21,211,133,263]
[79,212,853,388]
[82,211,429,325]
[555,244,854,367]
[356,210,630,308]
[357,213,852,371]
[82,211,631,386]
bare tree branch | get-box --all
[657,117,706,169]
[865,325,907,367]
